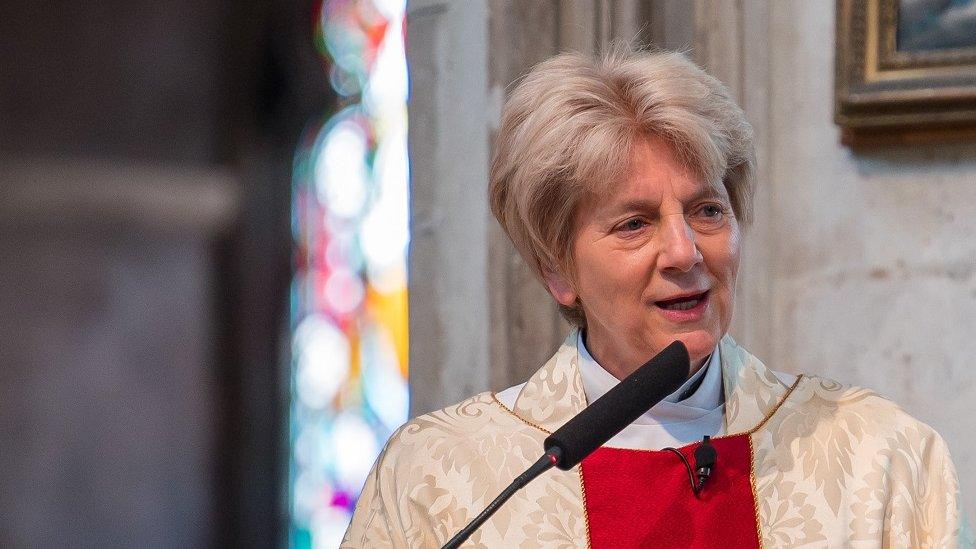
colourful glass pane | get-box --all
[290,0,408,546]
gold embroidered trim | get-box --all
[491,392,553,434]
[746,374,804,435]
[748,435,765,549]
[742,375,803,549]
[577,466,592,549]
[701,373,805,445]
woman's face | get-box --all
[545,136,741,378]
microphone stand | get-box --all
[441,448,561,549]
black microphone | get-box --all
[694,435,717,487]
[543,340,690,470]
[442,340,690,549]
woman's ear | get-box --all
[543,270,578,307]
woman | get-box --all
[342,49,968,547]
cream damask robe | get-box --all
[343,332,972,548]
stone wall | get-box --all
[699,0,976,517]
[0,161,236,548]
[409,0,976,520]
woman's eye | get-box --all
[696,203,726,220]
[618,218,647,232]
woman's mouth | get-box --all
[654,291,709,320]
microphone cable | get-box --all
[663,435,717,498]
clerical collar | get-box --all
[577,333,724,425]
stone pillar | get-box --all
[0,160,238,547]
[692,0,776,362]
[485,1,566,401]
[407,0,493,416]
[408,1,651,414]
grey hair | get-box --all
[489,48,755,326]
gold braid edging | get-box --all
[748,435,765,549]
[490,392,553,434]
[747,374,804,435]
[577,466,592,549]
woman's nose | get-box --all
[657,214,703,272]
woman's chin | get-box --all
[669,331,719,365]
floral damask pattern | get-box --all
[514,335,588,432]
[343,332,970,548]
[342,386,588,548]
[757,473,827,546]
[753,374,968,547]
[849,458,889,541]
[721,336,792,434]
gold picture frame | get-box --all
[835,0,976,145]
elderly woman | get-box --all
[342,50,967,547]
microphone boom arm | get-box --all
[441,448,561,549]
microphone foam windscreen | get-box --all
[543,340,689,470]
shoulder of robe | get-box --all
[378,391,545,474]
[781,373,948,453]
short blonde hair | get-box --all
[489,48,756,326]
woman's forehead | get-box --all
[576,135,730,220]
[604,136,725,194]
[599,164,728,207]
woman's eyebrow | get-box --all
[612,188,725,210]
[688,186,727,202]
[606,199,658,216]
[602,185,728,218]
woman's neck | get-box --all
[581,328,706,381]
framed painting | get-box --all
[835,0,976,145]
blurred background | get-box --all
[1,0,974,547]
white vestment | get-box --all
[343,331,972,548]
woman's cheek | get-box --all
[722,225,741,281]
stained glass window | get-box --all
[289,0,408,546]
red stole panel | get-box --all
[580,434,760,548]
